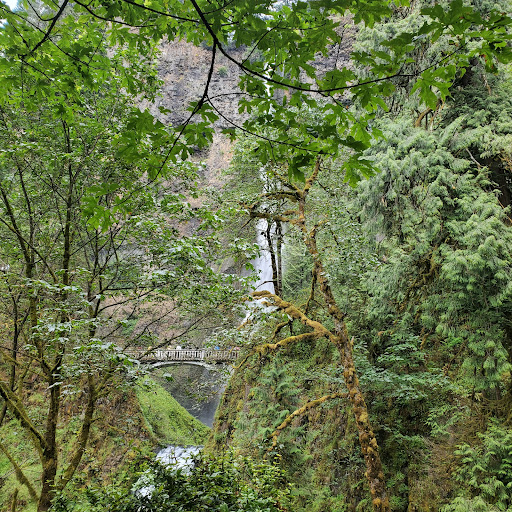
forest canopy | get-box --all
[0,0,512,511]
[1,0,511,199]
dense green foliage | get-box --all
[451,421,512,509]
[0,8,242,510]
[0,0,511,192]
[55,452,290,512]
[358,116,512,391]
[210,3,512,508]
[0,0,512,510]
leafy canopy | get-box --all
[1,0,511,196]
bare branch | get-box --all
[25,0,70,56]
[236,331,321,370]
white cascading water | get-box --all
[156,445,201,469]
[241,215,279,328]
[253,218,275,294]
[252,74,275,297]
[140,219,276,496]
[134,446,201,497]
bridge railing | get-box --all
[124,348,238,362]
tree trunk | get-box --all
[38,383,60,512]
[288,158,390,511]
[276,220,283,297]
[336,327,390,511]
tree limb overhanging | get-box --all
[241,159,391,512]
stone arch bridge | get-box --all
[125,348,238,365]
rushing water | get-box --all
[253,218,275,294]
[135,445,201,497]
[156,445,202,468]
[136,366,216,498]
[137,215,276,501]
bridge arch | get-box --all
[150,358,230,427]
[150,361,222,371]
[125,348,238,365]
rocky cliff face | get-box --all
[155,40,247,130]
[148,19,356,183]
[143,40,245,200]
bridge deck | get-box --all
[125,348,238,363]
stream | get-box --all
[132,194,278,505]
[149,363,226,471]
[144,217,274,478]
[135,365,225,496]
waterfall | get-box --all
[156,445,201,469]
[253,218,275,294]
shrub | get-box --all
[444,420,512,510]
[54,451,291,512]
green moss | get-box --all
[209,339,365,510]
[0,386,157,511]
[136,378,210,446]
[0,419,40,512]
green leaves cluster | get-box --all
[444,421,512,510]
[1,0,509,194]
[235,362,303,461]
[66,452,291,512]
[0,6,249,507]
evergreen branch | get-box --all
[465,147,483,168]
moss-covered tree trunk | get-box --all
[248,159,390,511]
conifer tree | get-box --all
[358,116,512,393]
